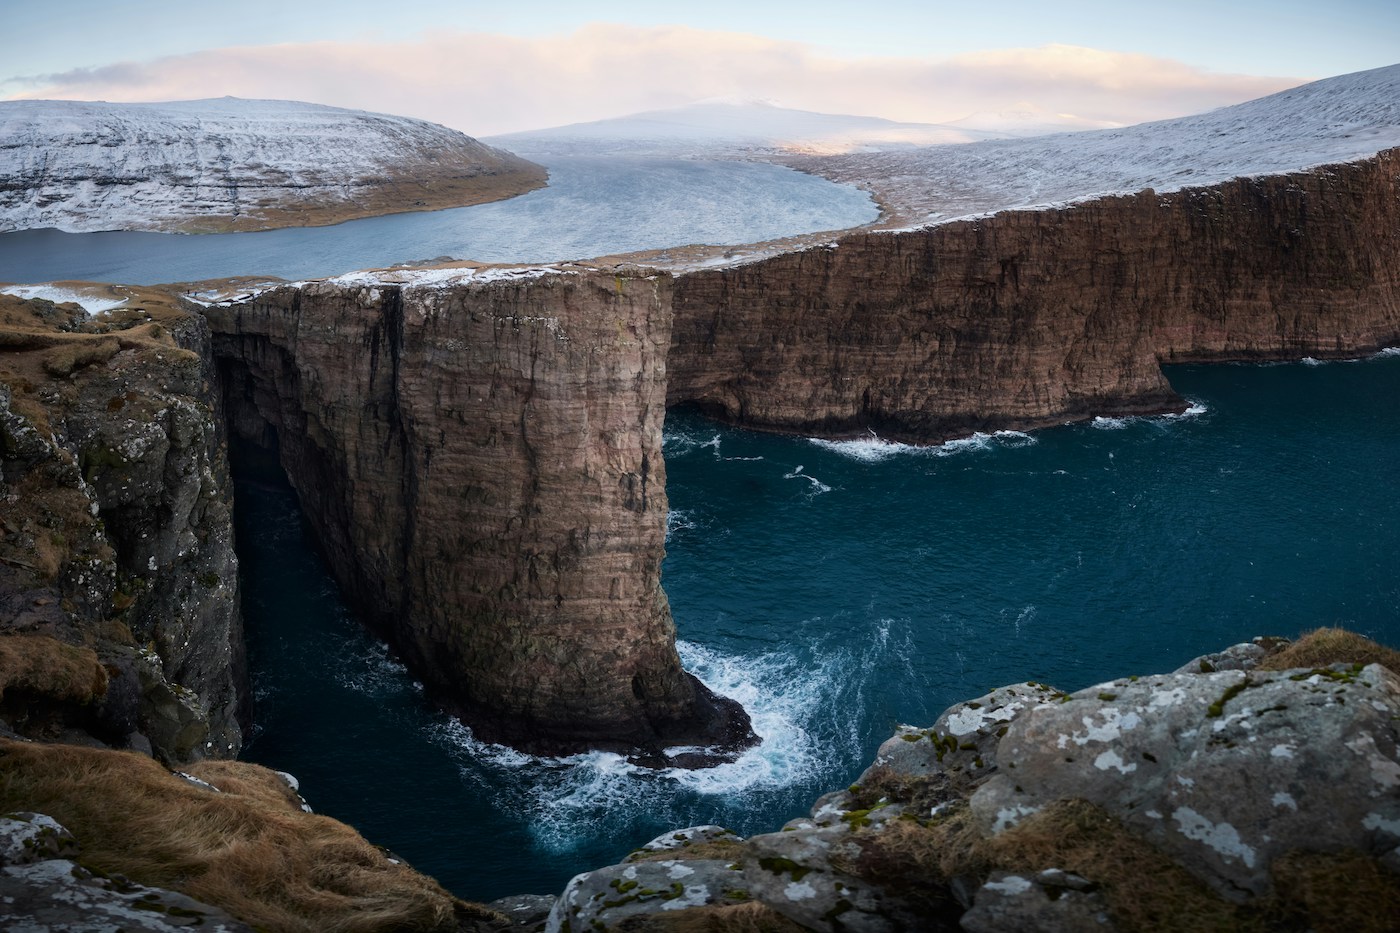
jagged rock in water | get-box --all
[204,271,754,758]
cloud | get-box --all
[4,24,1304,136]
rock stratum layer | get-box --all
[670,150,1400,440]
[0,97,546,233]
[204,271,753,759]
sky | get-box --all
[3,0,1397,136]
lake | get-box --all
[0,157,878,284]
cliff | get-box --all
[203,270,753,760]
[0,98,546,234]
[669,150,1400,441]
[0,288,245,762]
[541,631,1400,932]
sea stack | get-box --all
[205,269,755,759]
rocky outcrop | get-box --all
[0,291,245,762]
[542,639,1400,932]
[669,150,1400,441]
[0,740,510,932]
[0,811,253,932]
[0,98,547,234]
[204,271,753,759]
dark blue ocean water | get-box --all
[0,158,877,285]
[236,353,1400,903]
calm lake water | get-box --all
[0,157,877,284]
[236,352,1400,903]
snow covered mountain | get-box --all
[0,98,545,233]
[486,98,1018,159]
[791,64,1400,228]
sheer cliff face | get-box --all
[206,273,751,757]
[0,294,245,763]
[670,150,1400,441]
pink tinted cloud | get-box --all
[5,25,1304,136]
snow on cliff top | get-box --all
[792,64,1400,228]
[0,97,531,233]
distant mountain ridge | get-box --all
[791,63,1400,227]
[486,98,1104,159]
[0,97,545,234]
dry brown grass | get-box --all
[1256,627,1400,674]
[976,800,1247,932]
[1267,850,1400,933]
[628,838,748,865]
[612,901,808,932]
[0,738,506,932]
[0,635,108,704]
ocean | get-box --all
[235,351,1400,902]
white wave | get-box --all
[336,639,414,697]
[1094,400,1208,430]
[808,432,919,462]
[1302,356,1324,366]
[810,428,1038,462]
[1161,400,1209,420]
[420,623,906,851]
[783,465,832,494]
[1373,347,1400,358]
[666,509,698,543]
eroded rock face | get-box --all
[205,272,753,757]
[670,151,1400,441]
[0,294,246,762]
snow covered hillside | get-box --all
[485,98,1081,159]
[0,98,545,233]
[789,64,1400,228]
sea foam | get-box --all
[419,622,907,852]
[809,429,1036,462]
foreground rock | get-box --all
[0,739,507,932]
[542,638,1400,931]
[0,289,245,762]
[0,810,252,932]
[205,270,754,759]
[0,98,546,233]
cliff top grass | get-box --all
[0,738,507,932]
[0,288,194,432]
[0,635,107,706]
[1256,626,1400,674]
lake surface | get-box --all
[0,157,878,285]
[236,352,1400,903]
